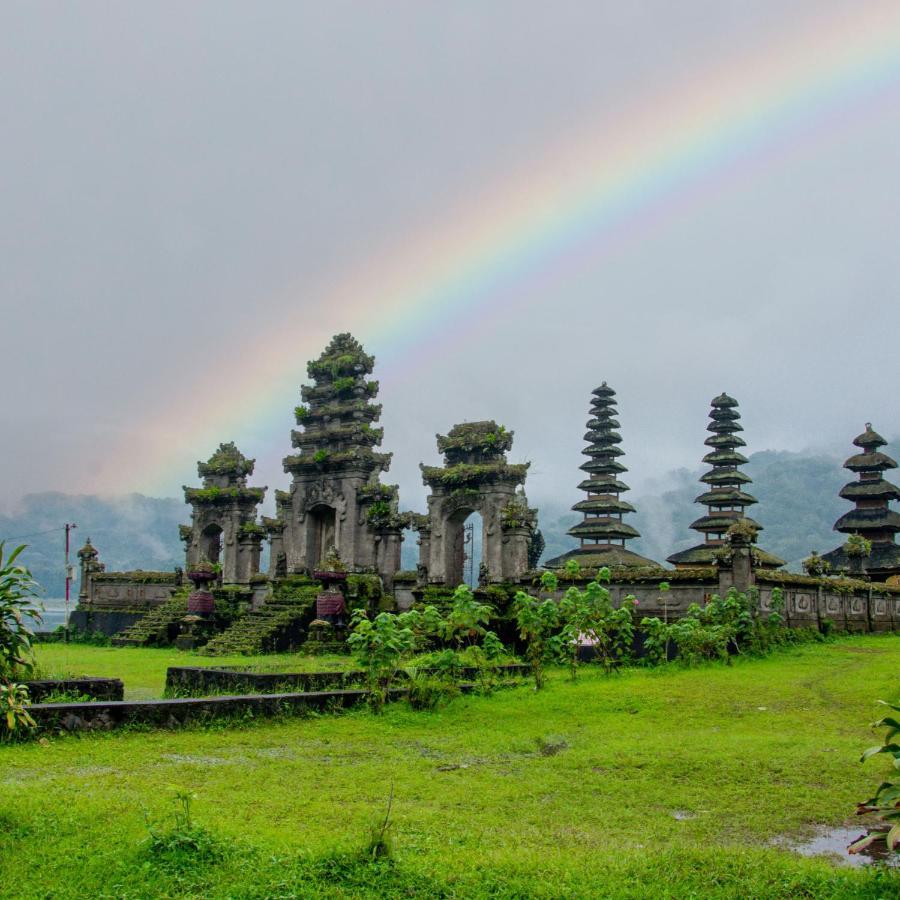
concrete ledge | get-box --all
[165,663,532,696]
[27,689,386,733]
[23,678,124,703]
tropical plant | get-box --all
[440,584,493,649]
[348,610,416,712]
[553,572,638,678]
[512,572,560,690]
[466,630,507,693]
[1,682,36,740]
[849,701,900,858]
[143,786,224,870]
[397,605,443,651]
[845,533,873,559]
[0,543,42,680]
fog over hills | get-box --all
[2,449,852,597]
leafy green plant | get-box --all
[1,682,36,741]
[143,786,225,871]
[512,572,560,690]
[365,783,394,860]
[845,533,873,559]
[553,573,637,678]
[348,610,416,712]
[0,543,42,680]
[850,701,900,857]
[467,630,507,693]
[441,584,493,649]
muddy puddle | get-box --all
[778,825,898,868]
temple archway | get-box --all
[309,505,336,568]
[200,523,224,566]
[419,422,535,585]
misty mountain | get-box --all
[0,493,186,597]
[1,450,853,595]
[537,449,849,571]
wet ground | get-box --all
[779,825,898,868]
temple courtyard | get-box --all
[2,636,898,898]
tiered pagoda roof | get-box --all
[282,333,392,478]
[420,421,528,489]
[545,383,657,568]
[822,424,900,579]
[668,394,783,568]
[184,442,266,505]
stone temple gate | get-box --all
[416,422,536,585]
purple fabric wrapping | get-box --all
[187,591,215,615]
[316,592,346,617]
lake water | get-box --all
[36,599,70,631]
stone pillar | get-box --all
[265,520,286,579]
[375,529,402,589]
[416,522,431,584]
[501,526,531,582]
[235,532,263,585]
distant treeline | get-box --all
[2,450,850,595]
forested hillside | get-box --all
[538,450,849,571]
[0,493,185,597]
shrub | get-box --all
[143,787,226,871]
[0,543,42,680]
[553,570,636,678]
[512,572,560,690]
[348,610,416,712]
[850,701,900,858]
[0,682,36,741]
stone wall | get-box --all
[27,689,398,734]
[23,678,124,703]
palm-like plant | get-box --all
[0,543,42,680]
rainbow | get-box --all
[105,4,900,496]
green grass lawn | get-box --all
[31,644,357,699]
[3,636,899,898]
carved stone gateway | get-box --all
[181,442,266,585]
[274,334,404,582]
[418,421,535,585]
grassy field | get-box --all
[3,636,899,897]
[31,644,357,699]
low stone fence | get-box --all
[165,663,532,697]
[23,678,124,703]
[26,689,387,734]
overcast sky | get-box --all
[2,1,898,514]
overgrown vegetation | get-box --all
[850,700,900,858]
[0,543,41,740]
[2,637,898,897]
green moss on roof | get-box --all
[695,489,758,506]
[834,509,900,533]
[853,423,887,449]
[839,479,900,500]
[543,546,661,569]
[198,442,255,479]
[184,486,265,504]
[844,451,897,472]
[568,520,641,540]
[572,497,636,515]
[420,461,529,488]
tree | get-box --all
[347,610,416,713]
[512,572,560,690]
